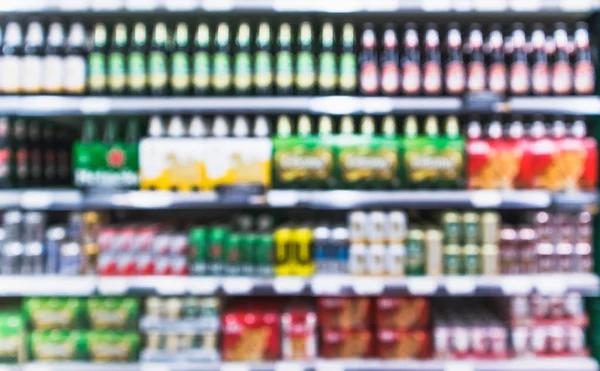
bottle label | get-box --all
[234,52,252,91]
[381,61,399,94]
[149,51,168,90]
[23,56,43,93]
[552,61,573,95]
[87,53,105,92]
[16,148,28,181]
[1,56,21,93]
[423,61,442,95]
[360,61,378,94]
[339,53,357,92]
[318,51,337,90]
[171,52,190,90]
[402,62,421,95]
[193,52,211,90]
[532,62,549,95]
[254,51,273,89]
[489,63,507,93]
[510,61,530,95]
[575,61,595,95]
[467,62,486,92]
[296,52,315,90]
[0,148,9,181]
[109,52,126,91]
[65,56,86,94]
[212,52,232,91]
[276,51,293,89]
[445,61,465,94]
[128,52,147,91]
[44,55,65,93]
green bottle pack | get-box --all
[28,330,88,361]
[87,298,139,331]
[24,298,86,331]
[87,331,140,362]
[0,312,25,363]
[336,115,401,189]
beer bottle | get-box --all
[148,115,166,138]
[381,24,400,95]
[234,23,252,95]
[42,22,65,94]
[128,22,148,95]
[254,115,270,138]
[108,23,127,96]
[466,24,485,93]
[404,115,418,139]
[167,115,186,138]
[232,115,250,138]
[213,23,232,95]
[0,118,10,187]
[339,23,357,94]
[531,24,549,96]
[171,23,190,96]
[42,123,57,186]
[188,115,208,138]
[149,22,169,96]
[124,117,140,188]
[276,23,294,95]
[487,24,507,94]
[193,24,211,95]
[318,115,333,137]
[340,115,355,135]
[23,21,44,94]
[12,119,28,187]
[402,23,421,95]
[574,22,594,95]
[552,22,573,95]
[64,23,87,95]
[1,22,23,94]
[382,115,397,139]
[423,24,442,95]
[509,23,530,96]
[296,22,316,95]
[318,22,337,95]
[28,120,42,186]
[212,115,230,137]
[275,115,292,138]
[445,23,465,95]
[102,118,124,186]
[87,23,106,95]
[74,118,98,188]
[255,22,274,95]
[359,23,378,95]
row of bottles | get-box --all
[0,20,593,96]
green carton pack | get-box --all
[87,331,140,362]
[87,298,139,331]
[0,312,25,363]
[29,330,88,361]
[24,298,86,330]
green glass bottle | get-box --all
[73,118,99,188]
[123,117,141,188]
[192,24,211,95]
[102,118,125,187]
[127,23,147,95]
[318,22,337,94]
[234,23,252,95]
[276,23,294,95]
[296,22,316,95]
[149,22,169,96]
[339,23,357,94]
[254,22,273,95]
[171,23,190,95]
[87,23,107,95]
[212,23,232,95]
[108,23,127,95]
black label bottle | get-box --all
[402,23,421,95]
[149,22,169,96]
[128,22,148,95]
[359,23,378,95]
[276,23,294,95]
[64,23,87,95]
[445,23,465,95]
[108,23,127,96]
[171,22,190,96]
[381,24,400,95]
[255,22,274,95]
[23,21,44,95]
[87,23,107,95]
[423,24,441,95]
[192,24,211,95]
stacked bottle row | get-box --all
[0,20,593,96]
[0,208,589,277]
[69,114,598,192]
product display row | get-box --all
[0,20,594,97]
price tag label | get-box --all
[127,192,174,208]
[321,0,362,12]
[509,0,540,10]
[445,277,477,295]
[273,0,308,11]
[501,276,533,295]
[353,277,385,295]
[223,278,254,294]
[165,0,196,10]
[422,0,451,11]
[267,191,300,207]
[24,365,52,371]
[80,98,111,114]
[42,277,95,295]
[97,277,129,295]
[221,363,250,371]
[311,276,345,295]
[310,97,360,115]
[362,98,393,114]
[276,362,305,371]
[274,277,307,294]
[470,190,502,208]
[474,0,506,11]
[126,0,159,10]
[59,0,89,10]
[155,277,187,295]
[315,360,344,371]
[445,361,474,371]
[0,277,29,295]
[452,0,473,11]
[407,277,439,295]
[536,277,567,296]
[141,364,171,371]
[364,0,399,11]
[92,0,123,9]
[21,192,53,209]
[560,0,592,10]
[187,277,220,295]
[203,0,233,10]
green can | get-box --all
[442,212,462,245]
[240,233,256,276]
[208,227,228,275]
[463,212,480,245]
[255,233,275,276]
[463,244,481,275]
[189,227,207,276]
[443,244,462,275]
[224,233,242,276]
[405,229,425,276]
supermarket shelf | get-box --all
[0,274,595,296]
[0,189,596,211]
[10,358,600,371]
[1,96,599,116]
[1,0,599,13]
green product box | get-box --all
[73,119,103,188]
[272,115,335,189]
[0,312,25,363]
[336,116,401,189]
[87,298,139,331]
[87,331,140,362]
[24,298,86,331]
[402,116,464,189]
[208,227,228,275]
[189,227,208,276]
[28,330,88,361]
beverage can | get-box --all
[189,227,207,276]
[443,244,462,275]
[366,244,385,276]
[314,224,332,274]
[349,243,367,275]
[348,211,368,244]
[368,211,387,244]
[463,243,481,275]
[405,229,425,275]
[331,226,349,274]
[59,240,82,275]
[223,233,242,276]
[425,228,443,276]
[481,243,499,275]
[385,243,405,276]
[442,212,461,245]
[387,211,407,243]
[481,212,500,244]
[462,212,480,245]
[45,226,66,274]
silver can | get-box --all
[385,243,405,276]
[425,229,443,276]
[366,244,386,275]
[387,211,407,243]
[368,211,388,244]
[348,243,367,275]
[348,211,368,244]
